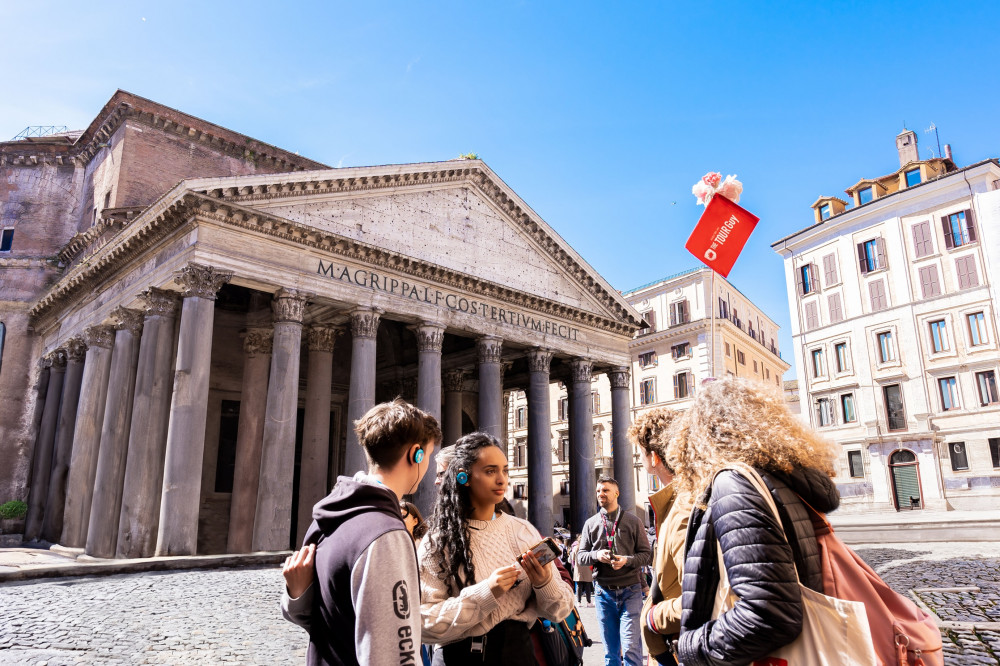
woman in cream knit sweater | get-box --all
[420,432,574,665]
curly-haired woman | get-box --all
[667,376,840,666]
[419,432,574,665]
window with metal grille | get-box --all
[949,442,969,471]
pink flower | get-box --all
[717,175,743,204]
[702,172,722,188]
[691,181,714,206]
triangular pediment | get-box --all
[187,160,642,328]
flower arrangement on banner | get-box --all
[692,172,743,206]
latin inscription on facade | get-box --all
[317,260,580,341]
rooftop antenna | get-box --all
[925,123,942,159]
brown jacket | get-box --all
[640,482,692,658]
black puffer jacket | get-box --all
[676,467,839,666]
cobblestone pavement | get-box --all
[1,544,998,665]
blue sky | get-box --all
[4,1,999,378]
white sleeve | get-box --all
[418,538,501,644]
[351,529,422,665]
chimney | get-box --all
[944,144,953,161]
[896,129,919,166]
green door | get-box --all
[891,463,921,510]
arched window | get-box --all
[890,449,916,465]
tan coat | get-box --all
[640,482,693,658]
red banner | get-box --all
[684,194,759,278]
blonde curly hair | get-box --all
[666,376,837,503]
[627,407,681,462]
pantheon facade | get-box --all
[0,91,643,558]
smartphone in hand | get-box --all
[518,537,560,567]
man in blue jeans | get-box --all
[577,477,652,666]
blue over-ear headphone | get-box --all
[456,469,469,485]
[412,446,425,465]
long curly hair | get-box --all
[666,376,837,506]
[627,407,682,463]
[425,432,504,594]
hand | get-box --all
[520,550,552,588]
[282,544,316,599]
[610,554,628,570]
[596,549,614,564]
[487,565,519,596]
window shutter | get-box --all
[795,266,805,296]
[875,237,887,270]
[942,217,955,249]
[857,243,868,274]
[673,374,679,399]
[669,303,677,327]
[957,256,979,289]
[823,254,838,285]
[869,280,886,311]
[912,222,931,258]
[965,209,977,243]
[809,264,821,293]
[927,265,941,296]
[648,310,656,331]
[828,293,842,323]
[804,302,818,330]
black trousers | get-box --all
[438,620,538,666]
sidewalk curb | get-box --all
[0,551,290,584]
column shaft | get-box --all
[155,264,231,556]
[252,289,307,552]
[609,367,635,515]
[343,309,381,476]
[477,337,503,438]
[117,290,179,558]
[61,327,115,547]
[24,351,67,541]
[86,308,144,557]
[41,339,87,542]
[526,349,554,536]
[227,328,272,553]
[442,370,465,448]
[412,323,444,515]
[568,359,595,535]
[296,325,340,545]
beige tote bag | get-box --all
[711,463,878,666]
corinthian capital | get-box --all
[111,307,144,335]
[414,322,445,353]
[47,348,68,369]
[242,327,274,357]
[65,337,88,363]
[443,369,465,393]
[271,288,308,324]
[569,359,593,384]
[350,308,382,340]
[307,325,343,353]
[139,287,179,318]
[527,348,553,374]
[607,365,630,389]
[84,325,115,349]
[175,263,232,300]
[477,336,503,365]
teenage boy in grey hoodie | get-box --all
[282,399,441,666]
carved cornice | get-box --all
[139,287,179,318]
[415,323,446,353]
[243,327,273,357]
[176,263,232,300]
[607,365,630,389]
[569,359,593,384]
[527,349,554,373]
[271,288,308,324]
[477,336,503,365]
[84,325,115,349]
[110,307,144,335]
[443,369,465,393]
[65,337,88,363]
[350,308,382,339]
[46,349,68,369]
[307,325,343,352]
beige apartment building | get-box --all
[773,130,1000,513]
[505,267,789,527]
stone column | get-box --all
[24,350,67,541]
[412,322,445,514]
[526,349,554,536]
[608,366,635,516]
[41,338,87,542]
[86,307,144,558]
[443,370,465,449]
[568,359,595,535]
[252,288,308,552]
[61,326,115,547]
[227,327,273,553]
[296,324,342,545]
[155,264,231,556]
[343,308,381,476]
[477,336,503,438]
[116,289,179,558]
